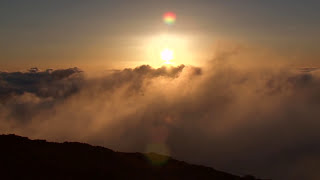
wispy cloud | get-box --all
[1,50,320,180]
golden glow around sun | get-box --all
[161,48,174,64]
[144,34,195,67]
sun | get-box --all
[144,34,195,67]
[161,48,174,64]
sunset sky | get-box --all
[1,0,319,70]
[1,1,320,180]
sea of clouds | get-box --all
[1,48,320,180]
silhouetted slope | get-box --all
[0,134,263,180]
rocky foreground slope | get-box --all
[0,134,266,180]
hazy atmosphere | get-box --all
[1,0,320,70]
[1,1,320,180]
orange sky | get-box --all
[1,1,319,71]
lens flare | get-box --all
[145,143,170,166]
[163,12,176,25]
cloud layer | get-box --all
[1,56,320,179]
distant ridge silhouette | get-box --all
[0,134,266,180]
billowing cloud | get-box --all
[1,53,320,180]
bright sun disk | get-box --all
[161,48,174,64]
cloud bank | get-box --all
[1,54,320,180]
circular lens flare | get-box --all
[145,143,170,166]
[163,12,176,25]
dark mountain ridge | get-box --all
[0,134,265,180]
